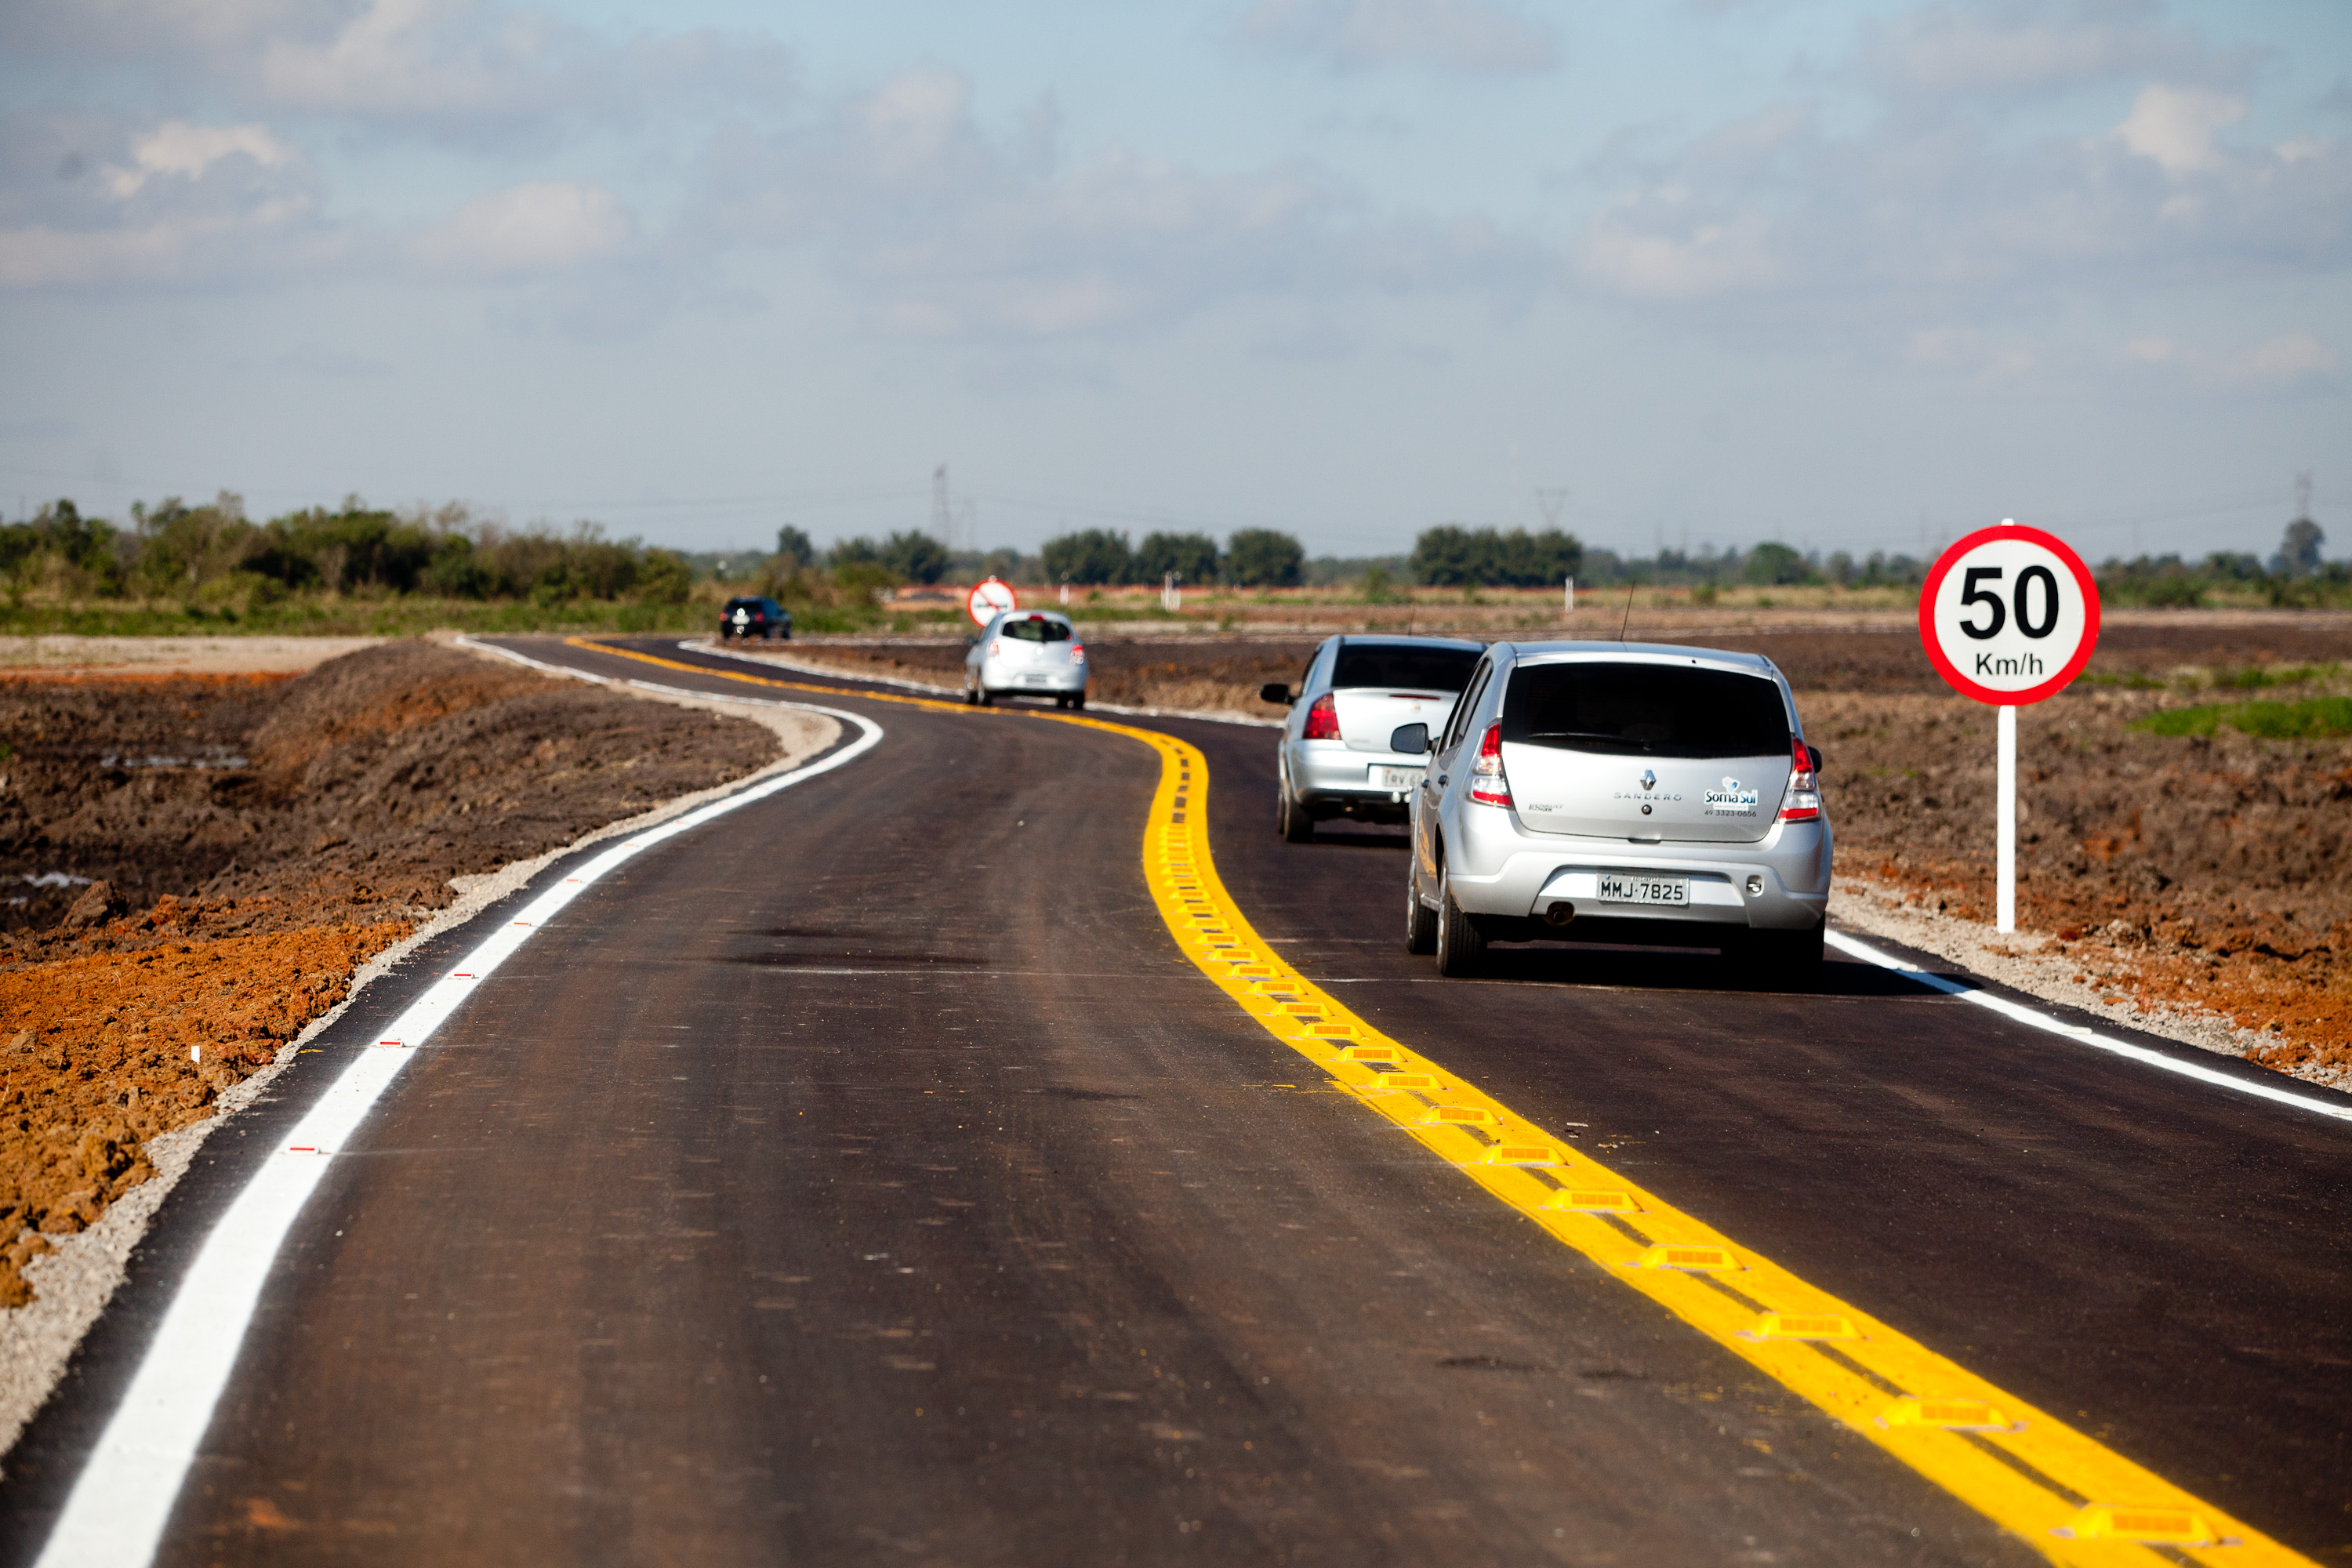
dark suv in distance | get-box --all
[720,597,792,641]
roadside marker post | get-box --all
[1917,521,2101,935]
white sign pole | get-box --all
[1918,520,2100,942]
[1996,704,2016,934]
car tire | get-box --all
[964,684,978,706]
[1071,693,1085,710]
[1726,924,1824,990]
[1405,866,1437,955]
[978,687,995,707]
[1434,869,1484,977]
[1278,784,1313,843]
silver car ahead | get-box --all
[965,610,1089,709]
[1261,635,1483,842]
[1399,641,1831,982]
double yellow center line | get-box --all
[573,637,2309,1566]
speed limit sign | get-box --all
[1919,523,2100,705]
[1918,521,2100,935]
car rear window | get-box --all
[1332,644,1479,692]
[1501,662,1789,758]
[1002,617,1072,643]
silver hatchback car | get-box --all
[965,610,1089,708]
[1398,641,1831,982]
[1261,635,1483,841]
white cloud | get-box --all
[2220,333,2336,386]
[103,121,294,198]
[1906,325,2034,380]
[2,0,793,138]
[1578,209,1784,299]
[2115,83,2246,176]
[696,70,1536,340]
[1860,1,2216,98]
[410,181,634,277]
[0,112,332,289]
[1235,0,1556,75]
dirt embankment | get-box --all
[0,641,782,1304]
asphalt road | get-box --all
[5,633,2347,1566]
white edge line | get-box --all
[1824,928,2352,1124]
[678,637,1286,728]
[34,675,884,1568]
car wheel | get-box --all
[1278,783,1313,843]
[1405,864,1437,955]
[978,687,995,707]
[1726,924,1824,990]
[964,683,978,706]
[1070,693,1085,710]
[1434,868,1485,977]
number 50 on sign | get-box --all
[1918,522,2101,933]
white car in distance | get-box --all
[965,610,1089,709]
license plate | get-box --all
[1022,673,1053,684]
[1373,765,1423,790]
[1596,873,1687,906]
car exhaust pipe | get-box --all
[1543,901,1576,927]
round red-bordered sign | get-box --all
[1918,523,2100,706]
[966,577,1018,628]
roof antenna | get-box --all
[1617,582,1635,644]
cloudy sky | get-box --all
[2,0,2345,562]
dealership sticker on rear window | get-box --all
[1704,780,1759,815]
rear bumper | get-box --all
[1441,806,1831,932]
[1290,741,1425,819]
[982,663,1086,694]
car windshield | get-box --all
[1002,617,1072,643]
[1332,644,1479,692]
[1501,662,1788,758]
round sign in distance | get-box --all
[1918,523,2100,706]
[966,577,1018,629]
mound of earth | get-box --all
[0,641,781,1304]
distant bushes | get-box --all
[1410,525,1582,588]
[2,494,691,608]
[1032,526,1305,587]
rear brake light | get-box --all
[1302,693,1341,741]
[1069,643,1086,664]
[989,640,1002,657]
[1468,721,1512,807]
[1779,738,1820,822]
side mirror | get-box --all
[1805,743,1824,772]
[1259,682,1295,706]
[1389,722,1430,755]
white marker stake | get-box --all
[1565,575,1575,613]
[1996,705,2016,934]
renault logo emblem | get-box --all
[1639,769,1656,790]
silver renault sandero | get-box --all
[1261,635,1484,841]
[1396,641,1831,982]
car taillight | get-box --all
[1779,738,1820,822]
[1468,721,1512,807]
[1069,642,1086,664]
[1302,693,1341,741]
[989,640,1002,657]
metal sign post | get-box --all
[1918,521,2101,935]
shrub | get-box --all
[1041,528,1132,585]
[1225,528,1305,588]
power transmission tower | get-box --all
[932,465,951,545]
[2295,470,2314,522]
[1535,488,1569,529]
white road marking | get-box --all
[34,697,884,1568]
[1824,929,2352,1125]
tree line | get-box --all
[2,495,691,604]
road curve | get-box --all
[1,633,2343,1567]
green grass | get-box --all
[2136,695,2352,740]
